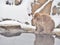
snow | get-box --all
[50,0,60,27]
[0,20,21,25]
[53,28,60,32]
[50,15,60,27]
[0,20,36,29]
[0,0,34,25]
[0,0,36,30]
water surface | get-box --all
[0,33,60,45]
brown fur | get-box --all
[31,13,55,34]
[31,0,48,15]
[39,1,53,15]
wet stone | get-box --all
[58,2,60,6]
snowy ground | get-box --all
[0,0,34,25]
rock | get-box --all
[6,1,12,5]
[2,18,12,21]
[0,31,21,37]
[56,24,60,28]
[58,2,60,6]
[52,6,57,15]
[56,7,60,15]
[0,25,22,37]
[53,28,60,37]
[25,22,29,25]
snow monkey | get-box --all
[31,13,55,34]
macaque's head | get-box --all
[31,13,52,26]
[31,13,41,26]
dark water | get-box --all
[0,33,60,45]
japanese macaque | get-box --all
[58,2,60,6]
[31,13,55,34]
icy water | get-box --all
[0,33,60,45]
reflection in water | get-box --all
[34,34,55,45]
[56,35,60,39]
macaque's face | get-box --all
[31,13,41,26]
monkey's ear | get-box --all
[39,1,53,15]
